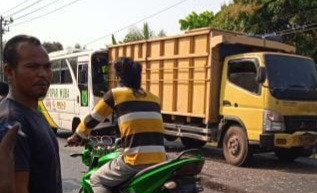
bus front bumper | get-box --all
[260,131,317,149]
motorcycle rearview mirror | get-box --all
[115,138,122,146]
[256,66,266,84]
[70,153,83,158]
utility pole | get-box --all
[0,16,13,81]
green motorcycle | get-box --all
[70,135,205,193]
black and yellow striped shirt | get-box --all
[76,87,166,165]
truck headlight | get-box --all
[263,110,285,132]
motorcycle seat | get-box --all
[133,159,172,178]
[132,148,203,178]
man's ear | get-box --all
[4,64,14,82]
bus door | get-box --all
[77,63,90,116]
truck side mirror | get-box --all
[256,67,266,84]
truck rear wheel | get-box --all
[223,125,252,166]
[180,137,207,148]
[274,147,300,162]
[164,135,178,142]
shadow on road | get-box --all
[201,177,248,193]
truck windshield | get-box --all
[91,53,109,97]
[265,54,317,101]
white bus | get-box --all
[38,49,114,133]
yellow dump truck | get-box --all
[106,28,317,166]
[43,28,317,166]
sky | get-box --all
[0,0,229,49]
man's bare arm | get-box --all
[15,171,29,193]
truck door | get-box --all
[220,58,264,140]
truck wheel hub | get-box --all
[228,136,240,155]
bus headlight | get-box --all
[263,110,285,132]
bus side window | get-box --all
[78,65,88,84]
[52,60,61,84]
[60,59,72,84]
[68,57,78,80]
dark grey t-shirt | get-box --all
[0,98,62,193]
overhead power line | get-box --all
[278,25,317,36]
[0,0,30,15]
[276,22,317,35]
[84,0,191,46]
[5,0,45,18]
[10,0,84,27]
[13,0,62,21]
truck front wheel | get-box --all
[180,137,207,148]
[164,135,178,142]
[274,147,300,162]
[223,125,252,166]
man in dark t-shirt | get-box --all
[0,99,62,193]
[0,35,62,193]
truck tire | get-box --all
[180,137,207,148]
[300,147,314,157]
[274,147,300,162]
[164,135,178,141]
[223,125,252,166]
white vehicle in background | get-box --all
[38,49,114,133]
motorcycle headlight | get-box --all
[263,110,285,132]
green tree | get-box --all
[42,41,63,53]
[74,43,81,50]
[179,0,317,61]
[179,11,215,31]
[111,34,117,45]
[239,0,317,61]
[157,30,167,37]
[123,22,165,43]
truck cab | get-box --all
[220,52,317,165]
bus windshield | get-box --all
[91,53,109,97]
[265,54,317,101]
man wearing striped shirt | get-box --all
[67,57,166,193]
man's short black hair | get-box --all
[3,34,42,68]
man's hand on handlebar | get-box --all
[67,133,85,147]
